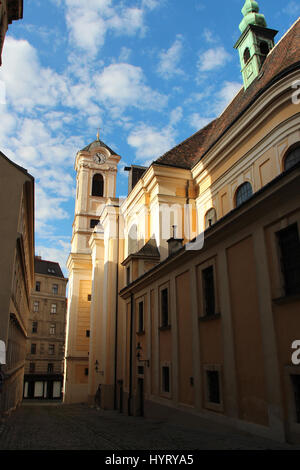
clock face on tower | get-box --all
[94,153,107,164]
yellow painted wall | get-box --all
[76,280,91,352]
[176,271,195,406]
[227,236,268,426]
[75,364,89,384]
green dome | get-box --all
[239,0,267,33]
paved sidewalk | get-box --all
[0,403,298,450]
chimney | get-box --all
[124,165,147,194]
[167,226,183,256]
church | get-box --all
[64,1,300,444]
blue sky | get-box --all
[0,0,299,274]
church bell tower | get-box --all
[72,135,121,254]
[234,0,278,90]
[64,134,121,405]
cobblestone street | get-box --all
[0,402,299,451]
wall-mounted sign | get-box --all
[0,340,6,365]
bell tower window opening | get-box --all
[259,40,269,56]
[92,174,104,197]
[243,47,250,64]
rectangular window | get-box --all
[48,344,55,355]
[31,344,36,355]
[29,363,35,373]
[138,301,144,333]
[48,363,54,373]
[36,281,41,292]
[161,288,169,327]
[90,219,99,229]
[50,324,56,335]
[206,370,221,404]
[162,366,170,393]
[85,368,89,376]
[87,294,92,301]
[51,303,57,314]
[33,301,39,312]
[277,224,300,296]
[202,266,216,316]
[52,284,58,295]
[86,330,90,338]
[32,321,38,334]
[291,375,300,423]
[126,266,131,286]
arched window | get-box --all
[243,47,250,64]
[92,174,104,197]
[205,208,217,229]
[128,224,138,255]
[259,41,269,56]
[235,182,253,208]
[284,145,300,171]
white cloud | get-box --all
[197,46,232,72]
[203,28,218,44]
[141,0,160,10]
[189,114,212,131]
[214,81,242,115]
[35,240,71,275]
[282,2,300,16]
[169,106,183,127]
[157,35,184,79]
[63,0,148,56]
[0,37,68,111]
[95,63,167,112]
[35,186,69,233]
[127,124,176,163]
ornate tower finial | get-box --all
[96,127,100,141]
[239,0,267,33]
[235,0,277,90]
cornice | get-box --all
[192,69,300,182]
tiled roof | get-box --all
[135,238,160,258]
[34,257,65,278]
[155,18,300,170]
[80,139,118,155]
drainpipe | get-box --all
[113,214,120,410]
[128,292,134,416]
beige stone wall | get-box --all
[25,272,67,377]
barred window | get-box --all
[284,146,300,171]
[291,375,300,423]
[32,321,38,334]
[138,302,144,333]
[162,366,170,393]
[277,224,300,296]
[202,266,216,316]
[206,370,221,404]
[235,182,253,207]
[161,288,169,327]
[205,208,217,229]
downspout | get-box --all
[128,292,134,416]
[114,214,120,410]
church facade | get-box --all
[64,2,300,443]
